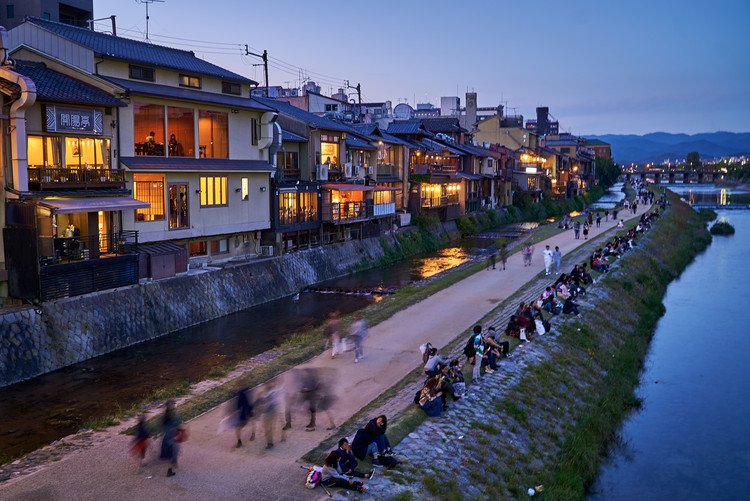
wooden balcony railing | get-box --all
[28,167,126,191]
[376,164,401,178]
[421,193,459,208]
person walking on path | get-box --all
[596,213,602,228]
[573,221,581,240]
[234,388,255,448]
[498,242,509,271]
[352,318,368,363]
[522,244,534,267]
[487,249,497,270]
[552,246,562,275]
[159,400,183,477]
[543,245,553,276]
[583,223,590,240]
[604,209,609,222]
[588,212,593,226]
[325,311,342,358]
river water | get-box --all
[0,237,487,460]
[590,182,626,209]
[590,192,750,499]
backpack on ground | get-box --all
[305,466,322,489]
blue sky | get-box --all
[94,0,749,135]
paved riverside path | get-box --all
[0,205,650,501]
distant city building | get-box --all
[525,107,559,136]
[413,102,440,118]
[251,85,299,98]
[0,0,93,30]
[440,96,460,116]
[393,102,414,120]
[584,138,612,159]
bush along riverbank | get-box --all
[366,193,711,500]
[710,220,735,235]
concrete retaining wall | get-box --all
[0,236,392,387]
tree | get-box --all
[594,156,621,188]
[686,151,701,169]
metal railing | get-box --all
[322,201,374,223]
[39,230,139,265]
[279,207,318,226]
[28,167,125,190]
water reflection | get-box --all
[671,184,750,207]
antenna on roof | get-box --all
[135,0,164,41]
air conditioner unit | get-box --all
[344,162,353,178]
[316,164,329,181]
[260,245,274,257]
[357,165,367,178]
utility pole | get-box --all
[136,0,164,41]
[245,45,269,96]
[345,80,362,122]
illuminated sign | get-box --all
[525,167,538,174]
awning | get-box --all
[322,183,375,192]
[372,186,402,191]
[120,156,275,173]
[38,197,150,214]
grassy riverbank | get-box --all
[487,193,711,499]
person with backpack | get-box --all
[320,451,367,493]
[423,347,449,377]
[471,325,488,380]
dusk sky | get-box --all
[93,0,749,135]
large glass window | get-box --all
[133,173,165,221]
[28,136,62,167]
[374,190,394,205]
[320,136,339,166]
[168,183,189,229]
[134,102,165,156]
[279,192,296,225]
[63,137,110,168]
[198,110,229,158]
[167,106,195,157]
[300,191,318,222]
[199,176,228,206]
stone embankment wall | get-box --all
[0,226,456,388]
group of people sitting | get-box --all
[310,414,399,492]
[416,345,469,417]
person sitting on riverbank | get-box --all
[562,296,582,317]
[541,294,561,315]
[446,359,466,398]
[366,415,395,458]
[337,438,374,479]
[321,451,367,492]
[417,375,443,417]
[423,347,450,377]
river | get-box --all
[590,189,750,499]
[0,236,490,461]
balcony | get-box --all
[39,230,139,265]
[373,202,396,217]
[421,193,459,208]
[376,163,401,179]
[322,200,374,224]
[278,207,319,227]
[412,163,458,175]
[28,167,126,191]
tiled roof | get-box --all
[102,76,274,112]
[346,135,376,150]
[584,138,610,146]
[26,17,254,84]
[454,142,489,157]
[386,120,433,136]
[420,117,467,134]
[282,130,307,142]
[349,123,378,137]
[14,60,125,107]
[424,138,465,156]
[120,156,274,172]
[255,97,350,132]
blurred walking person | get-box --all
[325,311,342,359]
[130,414,150,471]
[260,380,286,449]
[234,387,255,448]
[159,400,184,477]
[352,317,368,363]
[552,246,562,275]
[543,245,553,276]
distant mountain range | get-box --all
[585,132,750,165]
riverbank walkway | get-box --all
[0,203,651,501]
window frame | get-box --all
[168,182,190,230]
[133,173,166,222]
[129,65,155,82]
[179,74,202,89]
[222,81,242,96]
[199,175,228,207]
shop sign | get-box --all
[46,106,103,135]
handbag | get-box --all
[534,319,545,335]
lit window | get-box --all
[179,74,201,89]
[133,173,165,221]
[241,177,249,201]
[199,176,228,207]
